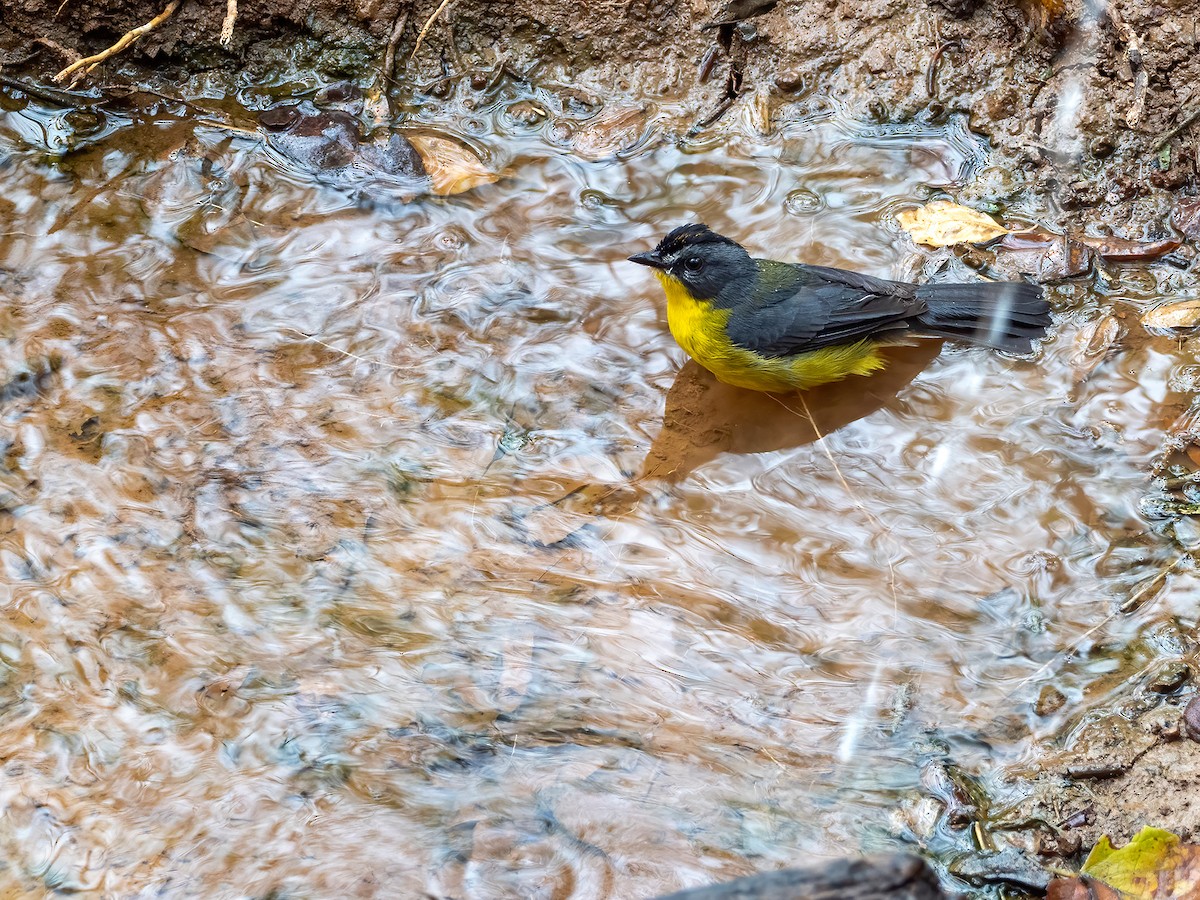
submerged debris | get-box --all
[1075,235,1182,262]
[1142,300,1200,334]
[996,231,1093,280]
[405,132,498,195]
[571,107,651,160]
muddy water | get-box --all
[0,84,1189,897]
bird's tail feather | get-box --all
[914,282,1051,354]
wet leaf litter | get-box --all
[4,17,1200,900]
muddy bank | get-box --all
[3,0,1200,230]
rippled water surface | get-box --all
[0,82,1192,897]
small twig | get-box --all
[770,391,902,624]
[1152,105,1200,152]
[0,73,98,107]
[382,5,410,87]
[54,0,69,16]
[281,328,417,372]
[53,0,181,85]
[410,0,457,60]
[1109,5,1146,128]
[220,0,238,47]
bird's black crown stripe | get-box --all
[654,223,737,256]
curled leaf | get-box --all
[1142,299,1200,332]
[406,133,498,196]
[897,200,1009,247]
[1075,234,1182,261]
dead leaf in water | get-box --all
[1172,198,1200,241]
[896,200,1009,247]
[406,133,498,196]
[571,107,649,160]
[996,230,1092,281]
[1072,826,1200,898]
[1142,300,1200,332]
[1070,313,1121,384]
[1075,235,1182,262]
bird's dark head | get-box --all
[628,224,755,303]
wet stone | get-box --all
[1146,660,1191,694]
[506,100,548,127]
[1036,685,1067,717]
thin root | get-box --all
[410,0,457,60]
[53,0,181,85]
[220,0,238,47]
[382,5,410,87]
[771,391,902,624]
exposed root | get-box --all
[220,0,238,47]
[410,0,457,60]
[52,0,181,85]
[382,4,410,86]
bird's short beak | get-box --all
[628,251,665,269]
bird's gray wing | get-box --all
[723,261,926,358]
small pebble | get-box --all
[1036,685,1067,717]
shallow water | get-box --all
[0,80,1194,897]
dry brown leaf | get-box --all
[1142,299,1200,332]
[406,133,498,196]
[896,200,1009,247]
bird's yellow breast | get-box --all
[654,271,886,392]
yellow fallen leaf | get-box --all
[406,133,498,196]
[1142,299,1200,332]
[1082,827,1200,899]
[897,200,1010,247]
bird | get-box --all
[628,224,1052,393]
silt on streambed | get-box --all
[0,23,1199,899]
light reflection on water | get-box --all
[0,86,1186,896]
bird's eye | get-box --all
[683,256,704,273]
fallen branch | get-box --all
[220,0,238,47]
[410,0,456,60]
[53,0,181,85]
